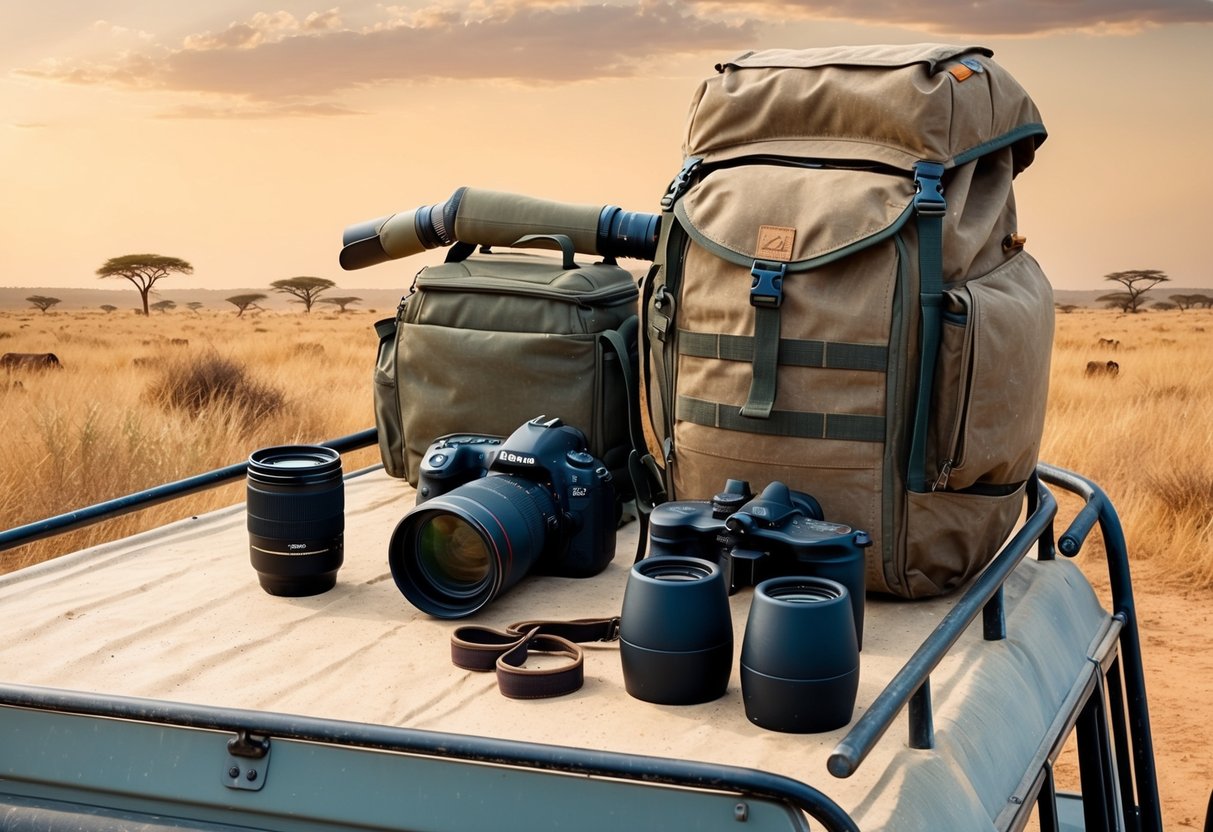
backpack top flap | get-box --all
[672,164,914,271]
[685,44,1046,174]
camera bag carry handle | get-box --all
[443,234,582,270]
[450,617,621,699]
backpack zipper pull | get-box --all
[932,460,954,492]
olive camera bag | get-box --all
[374,235,639,489]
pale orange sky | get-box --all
[2,3,1211,292]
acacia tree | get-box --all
[150,299,177,314]
[100,304,118,314]
[1096,292,1133,313]
[227,293,267,318]
[186,301,204,314]
[96,254,193,316]
[26,295,61,314]
[271,277,335,313]
[319,296,362,313]
[1103,269,1169,314]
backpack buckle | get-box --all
[749,261,786,308]
[661,157,704,210]
[913,161,947,217]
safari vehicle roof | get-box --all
[0,466,1117,830]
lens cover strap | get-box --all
[450,617,620,699]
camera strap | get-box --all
[450,617,621,699]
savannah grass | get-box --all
[2,306,1212,587]
[1040,308,1213,588]
[0,308,383,572]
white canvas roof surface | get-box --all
[0,468,1112,830]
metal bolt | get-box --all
[246,769,258,782]
[733,802,749,822]
[227,766,240,779]
[1008,795,1023,805]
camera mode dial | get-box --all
[565,450,595,468]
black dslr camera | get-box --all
[389,416,616,618]
[647,480,870,644]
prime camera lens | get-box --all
[246,445,344,597]
[389,475,556,618]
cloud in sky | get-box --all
[697,0,1213,36]
[13,0,1212,117]
[16,2,753,112]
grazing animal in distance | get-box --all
[1096,337,1121,350]
[1085,360,1120,378]
[1,352,62,371]
[169,338,190,347]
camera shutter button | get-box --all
[565,450,595,468]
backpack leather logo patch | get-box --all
[756,225,796,261]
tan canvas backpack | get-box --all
[640,45,1054,598]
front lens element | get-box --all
[416,514,492,596]
[765,583,843,604]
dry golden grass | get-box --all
[1041,308,1213,588]
[0,309,383,572]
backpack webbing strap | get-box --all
[907,161,947,492]
[679,396,884,442]
[679,331,888,372]
[601,321,658,562]
[740,261,787,419]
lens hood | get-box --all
[619,557,733,705]
[740,577,860,733]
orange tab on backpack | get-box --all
[756,226,796,261]
[949,63,974,82]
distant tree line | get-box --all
[78,254,1207,319]
[88,253,360,317]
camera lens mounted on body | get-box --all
[389,417,616,619]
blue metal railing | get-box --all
[828,465,1161,832]
[0,428,377,554]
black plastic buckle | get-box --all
[749,260,786,308]
[913,161,946,217]
[661,157,703,210]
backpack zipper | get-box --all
[932,306,975,492]
[413,279,637,308]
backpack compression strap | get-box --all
[907,161,946,492]
[740,261,787,419]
